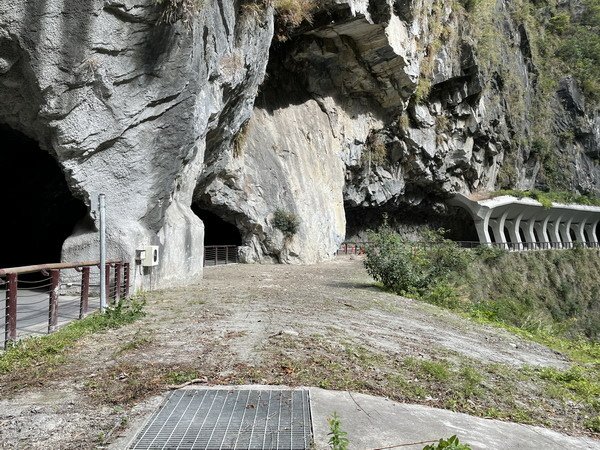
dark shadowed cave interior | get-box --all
[191,204,242,246]
[0,124,87,269]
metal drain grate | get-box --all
[129,389,312,450]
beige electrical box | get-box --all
[142,245,159,267]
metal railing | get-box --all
[337,240,600,254]
[204,246,239,267]
[0,260,131,349]
[336,242,369,255]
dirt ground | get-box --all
[0,256,590,449]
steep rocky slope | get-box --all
[0,0,598,280]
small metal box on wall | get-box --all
[142,245,159,267]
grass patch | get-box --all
[165,369,200,385]
[364,226,600,433]
[0,298,145,375]
[114,330,153,356]
[238,333,597,433]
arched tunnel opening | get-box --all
[344,204,478,243]
[0,124,87,270]
[191,204,242,246]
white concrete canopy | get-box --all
[450,194,600,250]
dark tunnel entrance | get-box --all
[191,205,242,246]
[344,205,479,243]
[0,125,87,269]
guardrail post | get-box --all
[5,273,17,348]
[115,262,122,302]
[48,269,60,333]
[215,247,218,266]
[80,267,90,319]
[123,263,130,299]
[226,247,229,265]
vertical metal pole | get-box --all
[99,193,107,311]
[48,270,60,334]
[215,247,218,266]
[115,262,122,302]
[80,267,90,319]
[5,273,17,348]
[123,263,130,299]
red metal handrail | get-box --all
[0,259,122,276]
[1,259,131,349]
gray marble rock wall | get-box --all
[2,0,598,273]
[0,0,273,285]
[199,0,599,262]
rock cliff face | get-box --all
[1,0,598,278]
[0,0,273,284]
[200,0,600,261]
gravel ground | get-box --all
[0,256,585,449]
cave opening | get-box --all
[191,204,242,246]
[344,204,478,243]
[0,124,87,269]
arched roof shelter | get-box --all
[450,194,600,250]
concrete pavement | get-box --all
[310,387,599,450]
[115,385,600,450]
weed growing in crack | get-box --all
[423,435,472,450]
[327,412,349,450]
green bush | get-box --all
[423,435,472,450]
[366,225,600,341]
[364,226,470,297]
[273,208,300,238]
[327,412,349,450]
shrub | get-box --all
[472,244,505,263]
[364,225,470,296]
[155,0,203,25]
[366,225,600,341]
[363,132,388,166]
[327,412,349,450]
[273,208,300,238]
[274,0,315,25]
[423,435,472,450]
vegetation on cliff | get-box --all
[365,225,600,433]
[462,0,600,190]
[365,225,600,341]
